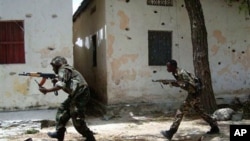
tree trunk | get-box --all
[184,0,217,113]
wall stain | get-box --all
[5,91,11,98]
[232,88,250,94]
[13,78,29,95]
[232,46,250,70]
[117,10,129,30]
[110,21,115,26]
[218,64,230,75]
[56,47,72,57]
[38,47,52,57]
[213,30,226,44]
[41,60,48,68]
[111,54,139,84]
[138,70,151,77]
[211,45,219,55]
[107,34,115,57]
[230,40,237,45]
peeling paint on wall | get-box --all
[213,30,226,44]
[117,10,129,30]
[138,70,151,78]
[233,88,250,95]
[111,54,139,84]
[218,64,230,75]
[13,78,30,95]
[211,45,219,55]
[232,46,250,70]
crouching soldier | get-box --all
[39,56,96,141]
[160,60,219,140]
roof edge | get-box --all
[73,0,91,22]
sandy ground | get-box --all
[1,112,250,141]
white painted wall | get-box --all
[201,0,250,104]
[0,0,73,111]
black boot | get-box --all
[85,135,96,141]
[160,129,176,140]
[85,130,96,141]
[207,126,220,134]
[47,127,66,141]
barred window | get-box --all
[148,30,172,66]
[147,0,173,6]
[0,21,25,64]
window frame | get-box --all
[148,30,172,66]
[0,20,25,64]
[147,0,173,6]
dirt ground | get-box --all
[2,112,250,141]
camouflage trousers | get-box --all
[55,86,92,137]
[169,93,218,133]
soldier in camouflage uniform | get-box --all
[39,56,96,141]
[160,60,219,140]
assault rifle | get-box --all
[19,72,58,96]
[152,79,177,84]
[152,79,177,88]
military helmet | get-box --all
[50,56,67,66]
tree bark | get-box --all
[184,0,217,113]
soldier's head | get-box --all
[50,56,67,74]
[166,59,177,73]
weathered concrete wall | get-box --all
[0,0,73,111]
[105,0,250,107]
[73,0,108,104]
[73,0,250,109]
[105,0,191,107]
[201,0,250,104]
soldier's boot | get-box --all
[207,126,220,134]
[160,128,177,140]
[84,130,96,141]
[47,127,66,141]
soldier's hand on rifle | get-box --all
[171,81,180,87]
[39,87,48,95]
[51,78,58,84]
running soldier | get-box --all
[160,59,219,140]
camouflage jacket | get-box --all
[172,68,200,94]
[55,64,88,95]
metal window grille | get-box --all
[148,30,172,66]
[0,21,25,64]
[147,0,173,6]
